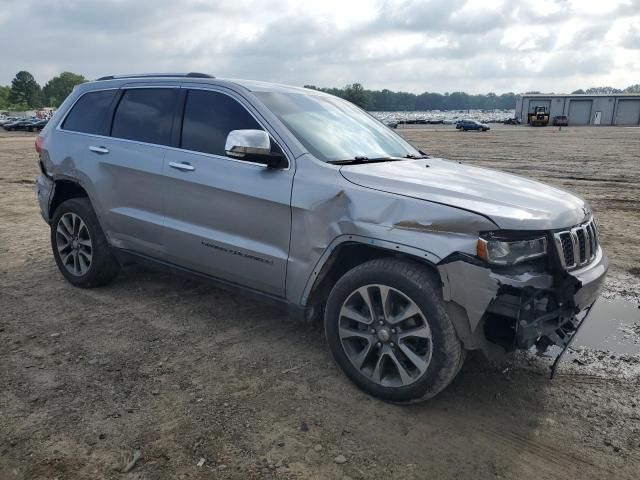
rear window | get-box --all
[111,88,178,146]
[61,90,117,135]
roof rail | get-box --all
[96,72,214,81]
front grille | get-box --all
[559,233,574,264]
[553,219,599,270]
[576,229,586,262]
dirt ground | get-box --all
[1,126,639,480]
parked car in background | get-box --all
[456,119,490,131]
[0,116,20,126]
[9,118,42,131]
[27,119,48,132]
[34,73,606,403]
[3,118,34,131]
[384,120,398,129]
[553,115,569,127]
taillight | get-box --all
[35,135,44,155]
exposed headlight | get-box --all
[477,236,547,265]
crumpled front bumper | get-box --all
[437,247,608,357]
[571,247,608,310]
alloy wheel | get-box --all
[56,212,93,276]
[338,284,433,387]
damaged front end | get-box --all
[438,222,608,360]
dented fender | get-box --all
[287,155,498,305]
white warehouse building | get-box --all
[515,94,640,126]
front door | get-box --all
[162,88,294,297]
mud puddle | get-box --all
[572,298,640,354]
[534,298,640,366]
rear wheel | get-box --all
[51,198,120,287]
[324,258,464,403]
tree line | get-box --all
[305,83,640,111]
[2,70,639,112]
[0,71,86,110]
[572,86,640,94]
[304,83,519,111]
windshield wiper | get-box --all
[327,156,403,165]
[404,153,429,159]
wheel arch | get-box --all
[301,235,441,321]
[49,178,90,221]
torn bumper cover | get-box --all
[35,173,54,223]
[437,247,608,357]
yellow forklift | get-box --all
[528,106,550,126]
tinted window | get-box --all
[111,88,177,145]
[181,90,262,156]
[61,90,117,135]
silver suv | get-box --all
[35,73,607,402]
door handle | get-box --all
[89,145,109,154]
[169,161,195,171]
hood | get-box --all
[340,158,590,230]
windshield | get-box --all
[254,91,421,162]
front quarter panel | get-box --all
[287,155,498,305]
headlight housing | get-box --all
[477,235,547,265]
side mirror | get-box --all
[225,129,286,168]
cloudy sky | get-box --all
[1,0,638,93]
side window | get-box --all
[181,90,262,156]
[111,88,177,146]
[61,90,117,135]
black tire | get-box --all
[50,197,120,287]
[324,258,464,403]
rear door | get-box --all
[90,86,179,258]
[162,87,294,297]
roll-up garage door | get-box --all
[614,100,640,125]
[568,100,592,125]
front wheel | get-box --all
[324,258,464,403]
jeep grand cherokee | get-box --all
[35,73,607,402]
